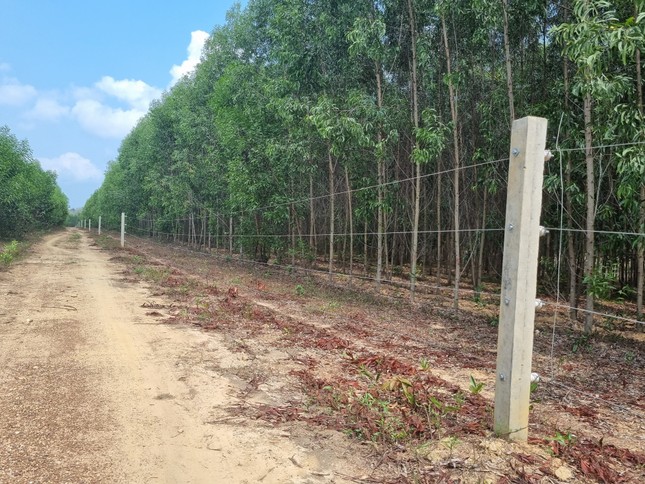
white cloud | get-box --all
[96,76,162,110]
[68,76,161,139]
[0,77,37,106]
[26,97,70,121]
[39,152,103,181]
[72,99,146,139]
[170,30,209,85]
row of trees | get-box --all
[0,126,68,238]
[82,0,644,331]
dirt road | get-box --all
[0,230,364,483]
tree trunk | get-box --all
[583,92,595,333]
[636,35,644,322]
[476,189,488,296]
[328,148,336,281]
[345,165,354,285]
[564,51,578,319]
[309,172,316,259]
[442,15,461,311]
[407,0,421,301]
[502,0,515,124]
[376,61,384,287]
[436,158,442,292]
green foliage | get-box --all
[0,126,68,237]
[548,431,576,447]
[468,375,485,395]
[0,240,21,265]
[78,0,645,316]
[583,268,616,300]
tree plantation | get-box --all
[0,126,68,238]
[81,0,645,331]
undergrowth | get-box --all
[0,240,22,266]
[293,353,491,445]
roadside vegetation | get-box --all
[0,125,68,239]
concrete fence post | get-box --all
[121,213,126,248]
[494,116,548,442]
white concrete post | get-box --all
[494,116,548,442]
[121,213,125,248]
[98,216,101,235]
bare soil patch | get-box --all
[0,230,374,483]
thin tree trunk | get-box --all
[364,219,369,276]
[636,36,644,321]
[407,0,421,301]
[476,189,488,296]
[309,172,316,259]
[583,92,595,333]
[376,61,385,287]
[229,215,233,254]
[442,15,461,311]
[328,148,336,281]
[502,0,515,124]
[436,158,442,292]
[291,203,296,267]
[345,165,354,285]
[564,53,578,319]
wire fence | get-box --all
[81,135,644,424]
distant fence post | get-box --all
[98,216,101,235]
[121,213,125,248]
[494,116,548,442]
[89,219,91,232]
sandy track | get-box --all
[0,230,363,483]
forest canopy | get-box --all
[82,0,645,330]
[0,125,68,238]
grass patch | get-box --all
[134,265,172,284]
[94,234,121,250]
[0,240,23,267]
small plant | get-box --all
[358,364,380,383]
[488,316,499,327]
[572,333,592,353]
[419,358,430,371]
[441,436,461,456]
[294,284,305,296]
[0,241,21,265]
[530,380,539,394]
[624,351,635,363]
[469,375,485,395]
[548,431,576,447]
[583,268,615,300]
[473,286,485,306]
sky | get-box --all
[0,0,246,209]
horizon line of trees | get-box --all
[0,125,68,238]
[82,0,644,332]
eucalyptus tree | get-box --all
[347,3,392,285]
[554,0,643,332]
[0,126,67,237]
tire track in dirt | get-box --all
[0,230,369,483]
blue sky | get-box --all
[0,0,246,208]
